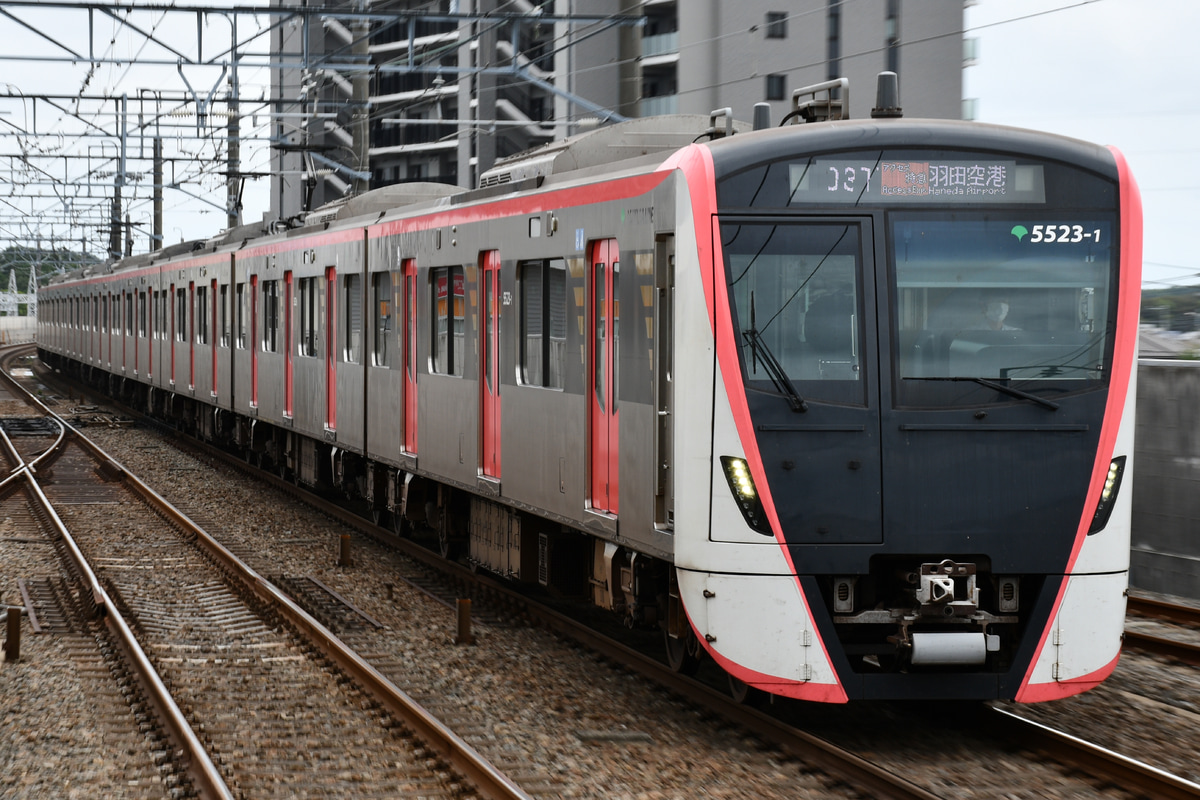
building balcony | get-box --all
[642,31,678,58]
[640,94,678,117]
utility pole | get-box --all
[110,95,128,261]
[457,5,475,188]
[476,0,498,181]
[351,1,371,196]
[153,137,163,251]
[227,14,242,230]
[109,186,122,261]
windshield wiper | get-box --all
[743,326,808,412]
[906,376,1059,411]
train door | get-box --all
[655,235,675,528]
[480,250,501,479]
[285,270,294,418]
[138,289,145,377]
[325,266,336,431]
[147,289,153,379]
[403,258,418,454]
[121,290,129,373]
[210,278,219,396]
[249,275,259,407]
[111,291,118,367]
[188,281,196,389]
[169,284,177,385]
[589,239,620,514]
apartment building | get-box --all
[270,0,965,219]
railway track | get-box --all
[0,345,530,800]
[984,707,1200,800]
[1124,594,1200,666]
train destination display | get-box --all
[789,158,1047,204]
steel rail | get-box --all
[1128,593,1200,628]
[987,707,1200,800]
[1125,593,1200,665]
[1122,630,1200,666]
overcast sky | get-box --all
[963,0,1200,289]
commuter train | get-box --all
[38,85,1142,703]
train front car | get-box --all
[670,120,1141,702]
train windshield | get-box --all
[722,221,867,406]
[892,212,1115,406]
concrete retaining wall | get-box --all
[1132,360,1200,600]
[0,316,37,343]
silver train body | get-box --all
[39,112,1142,702]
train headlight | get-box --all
[1088,456,1126,534]
[720,456,773,536]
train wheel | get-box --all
[663,627,701,676]
[435,509,459,560]
[728,675,766,707]
[389,512,411,538]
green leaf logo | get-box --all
[1011,225,1029,241]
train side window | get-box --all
[262,279,279,353]
[430,266,464,377]
[158,290,168,339]
[175,288,187,343]
[196,284,210,345]
[298,276,319,357]
[236,282,247,349]
[344,273,362,364]
[125,291,134,335]
[373,271,393,367]
[138,291,147,337]
[518,258,566,389]
[219,284,230,347]
[431,268,445,374]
